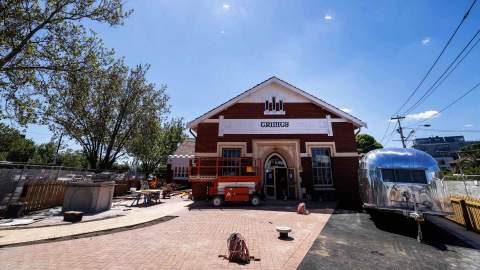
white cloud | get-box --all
[222,3,230,10]
[324,14,333,20]
[465,124,474,127]
[220,30,225,34]
[421,37,431,45]
[405,110,440,121]
[340,108,352,113]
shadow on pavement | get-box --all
[298,207,480,270]
[186,200,336,214]
[368,211,473,250]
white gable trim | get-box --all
[187,77,367,129]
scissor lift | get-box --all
[189,157,263,206]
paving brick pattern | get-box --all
[0,202,333,270]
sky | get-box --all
[25,0,480,148]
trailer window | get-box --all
[396,169,411,182]
[381,169,427,184]
[381,169,395,182]
[411,170,427,183]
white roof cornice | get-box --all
[187,76,367,129]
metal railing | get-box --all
[0,163,144,215]
[189,157,262,179]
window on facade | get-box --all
[264,96,285,114]
[311,148,333,186]
[221,148,241,176]
[380,169,428,184]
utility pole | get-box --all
[53,133,63,165]
[391,115,406,148]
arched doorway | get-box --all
[264,153,294,200]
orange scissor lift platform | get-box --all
[189,157,263,206]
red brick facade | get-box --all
[187,77,366,204]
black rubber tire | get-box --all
[251,195,260,206]
[212,196,223,207]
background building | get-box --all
[412,136,479,171]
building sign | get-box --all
[218,115,333,136]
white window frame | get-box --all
[310,147,334,189]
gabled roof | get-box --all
[187,76,367,129]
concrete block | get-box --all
[62,181,115,213]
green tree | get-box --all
[356,134,383,154]
[0,0,131,124]
[30,141,57,164]
[58,149,88,168]
[0,123,36,162]
[128,118,186,177]
[7,139,36,162]
[458,143,480,175]
[45,59,170,170]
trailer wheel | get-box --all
[212,196,223,207]
[251,195,260,206]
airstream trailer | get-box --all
[359,148,452,241]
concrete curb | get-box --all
[0,215,178,248]
[0,199,191,247]
[427,215,480,250]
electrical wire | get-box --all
[380,120,393,144]
[383,122,399,146]
[393,0,477,116]
[413,128,480,133]
[380,0,477,145]
[410,80,480,126]
[402,29,480,115]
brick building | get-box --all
[187,77,367,203]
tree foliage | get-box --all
[57,149,88,168]
[128,118,186,176]
[0,123,89,168]
[45,58,170,170]
[0,123,36,162]
[0,0,131,124]
[30,141,57,164]
[356,133,383,154]
[458,143,480,175]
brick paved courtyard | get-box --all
[0,201,333,270]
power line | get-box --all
[402,28,480,115]
[384,122,399,146]
[413,128,480,133]
[420,36,480,105]
[393,0,477,116]
[410,80,480,126]
[380,120,393,143]
[380,0,477,145]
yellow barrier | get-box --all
[447,195,480,233]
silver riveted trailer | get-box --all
[358,147,452,242]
